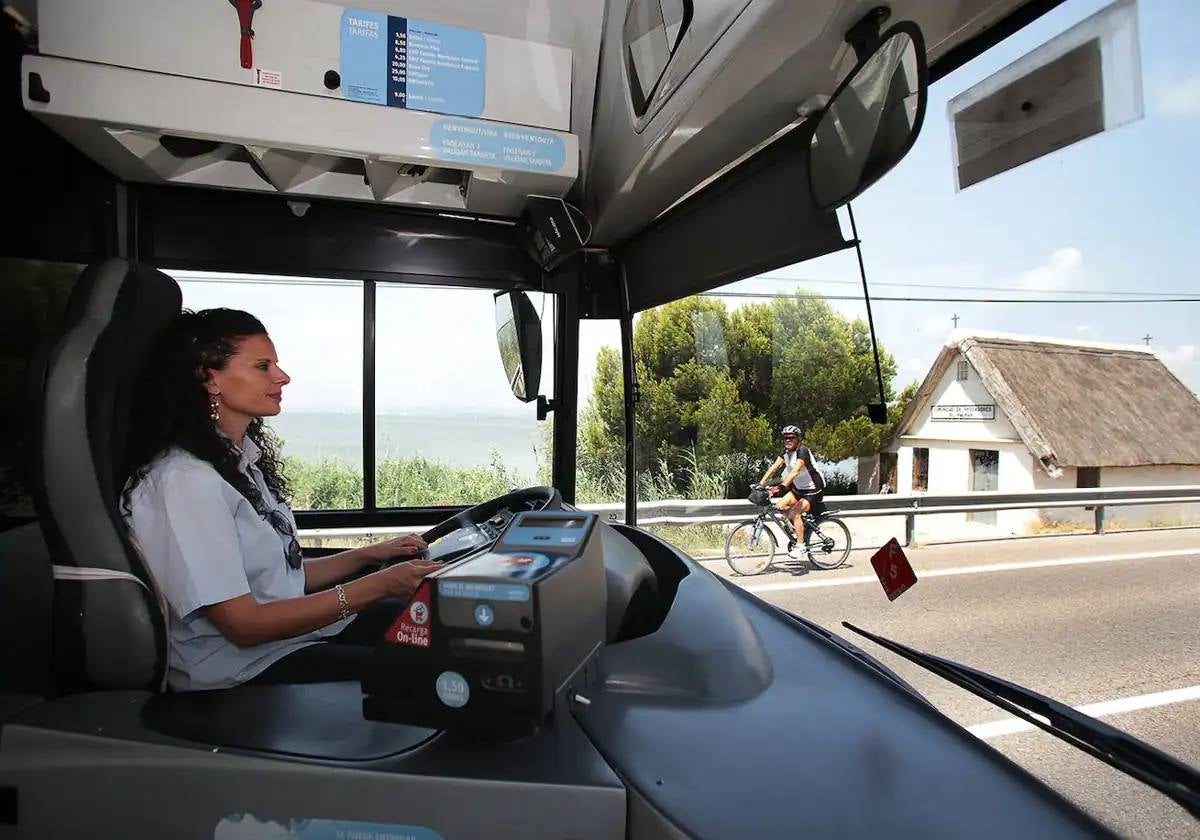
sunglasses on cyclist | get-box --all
[782,434,798,441]
[267,509,304,570]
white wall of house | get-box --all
[1033,464,1200,528]
[895,440,1038,536]
[1041,463,1099,528]
[908,354,1023,442]
[1101,465,1200,525]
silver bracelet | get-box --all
[334,584,352,620]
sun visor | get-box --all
[21,0,578,218]
[947,0,1143,191]
[618,126,851,312]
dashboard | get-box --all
[424,508,516,563]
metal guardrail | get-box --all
[297,486,1200,547]
[582,485,1200,545]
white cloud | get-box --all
[903,356,931,380]
[1157,344,1196,366]
[1075,324,1099,341]
[1017,247,1084,292]
[920,312,957,336]
[1159,75,1200,116]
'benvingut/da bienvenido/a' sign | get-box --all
[931,404,996,421]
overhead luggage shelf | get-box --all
[22,0,579,217]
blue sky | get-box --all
[729,0,1200,393]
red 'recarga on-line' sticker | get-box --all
[386,581,432,647]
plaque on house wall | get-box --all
[931,404,996,421]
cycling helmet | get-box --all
[781,425,800,436]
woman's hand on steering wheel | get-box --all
[375,557,442,600]
[368,534,429,566]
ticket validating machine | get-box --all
[363,511,606,732]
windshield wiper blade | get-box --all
[842,622,1200,819]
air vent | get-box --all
[363,161,469,207]
[103,129,471,208]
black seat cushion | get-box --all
[142,682,438,761]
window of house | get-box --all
[624,0,691,115]
[957,360,969,381]
[880,452,898,493]
[1077,466,1101,488]
[912,447,929,492]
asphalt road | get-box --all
[704,529,1200,838]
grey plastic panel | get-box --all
[0,716,625,839]
[0,524,54,695]
[627,785,692,840]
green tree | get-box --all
[578,291,900,498]
[734,293,896,434]
[804,381,917,461]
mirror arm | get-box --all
[847,203,889,425]
[845,6,891,62]
[537,395,556,421]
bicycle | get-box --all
[725,484,852,576]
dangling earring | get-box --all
[209,396,221,422]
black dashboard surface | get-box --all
[571,540,1111,839]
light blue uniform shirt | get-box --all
[124,436,350,691]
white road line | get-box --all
[740,548,1199,594]
[968,685,1200,740]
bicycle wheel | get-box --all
[804,516,851,570]
[726,518,777,576]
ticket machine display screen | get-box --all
[515,516,588,529]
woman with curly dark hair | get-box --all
[123,308,438,691]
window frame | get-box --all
[957,360,969,381]
[193,274,572,532]
[1076,466,1101,488]
[624,0,694,117]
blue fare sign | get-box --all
[431,119,567,173]
[341,8,485,117]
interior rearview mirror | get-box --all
[808,22,928,210]
[494,291,542,403]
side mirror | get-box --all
[494,291,542,403]
[807,21,928,211]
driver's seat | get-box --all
[30,259,436,759]
[32,258,179,693]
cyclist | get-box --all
[759,425,826,552]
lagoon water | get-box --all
[267,412,544,480]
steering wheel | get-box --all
[414,486,562,565]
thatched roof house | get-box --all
[891,332,1200,477]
